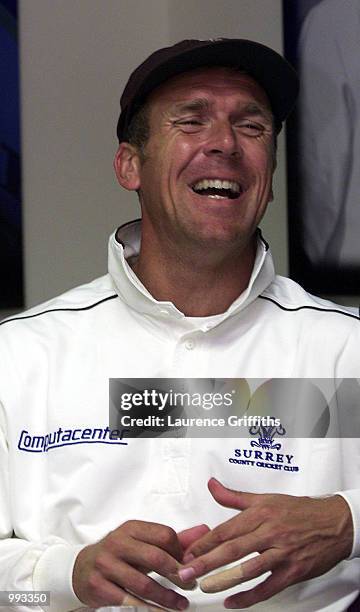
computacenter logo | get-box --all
[18,426,128,453]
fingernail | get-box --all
[183,552,195,563]
[177,599,189,610]
[178,567,196,582]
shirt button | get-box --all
[160,309,169,316]
[185,339,195,350]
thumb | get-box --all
[208,477,256,510]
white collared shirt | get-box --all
[0,221,359,611]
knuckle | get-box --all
[94,551,112,573]
[223,540,240,560]
[260,532,273,549]
[120,519,134,531]
[103,532,119,555]
[87,570,103,595]
[275,523,298,549]
[277,529,292,546]
[267,522,282,540]
[193,558,209,575]
[258,504,274,521]
[212,526,228,545]
[147,548,168,569]
[95,580,112,603]
[137,575,154,598]
[287,563,303,583]
[248,554,265,575]
[158,526,177,547]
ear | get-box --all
[114,143,141,191]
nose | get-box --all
[204,120,241,159]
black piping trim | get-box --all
[115,221,270,253]
[257,228,269,251]
[259,295,360,321]
[115,218,142,249]
[0,294,119,326]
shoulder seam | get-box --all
[0,294,119,326]
[259,295,360,321]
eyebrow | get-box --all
[241,102,273,123]
[171,98,211,114]
[170,98,273,123]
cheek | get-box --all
[167,143,197,182]
[170,136,197,158]
[250,150,274,179]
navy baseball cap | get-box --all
[116,38,299,142]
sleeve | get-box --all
[0,399,85,612]
[332,329,360,558]
[336,490,360,559]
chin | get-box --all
[186,226,251,249]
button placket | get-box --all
[173,333,206,378]
[152,439,191,494]
[185,339,195,350]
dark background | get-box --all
[0,0,23,307]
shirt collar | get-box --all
[108,219,275,330]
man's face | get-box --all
[128,67,275,252]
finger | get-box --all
[208,478,259,511]
[84,574,167,612]
[178,524,210,552]
[102,557,189,610]
[130,522,184,562]
[184,509,262,559]
[201,564,246,594]
[167,569,197,591]
[179,531,264,581]
[116,539,196,588]
[121,539,179,575]
[200,549,282,593]
[224,568,289,608]
[117,537,197,589]
[130,563,196,590]
[123,592,168,611]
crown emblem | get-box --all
[249,422,286,450]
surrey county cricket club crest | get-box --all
[249,422,286,450]
[228,422,300,473]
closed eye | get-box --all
[237,122,265,136]
[175,119,204,126]
[173,118,206,133]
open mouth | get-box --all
[191,178,243,200]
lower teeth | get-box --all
[192,188,239,199]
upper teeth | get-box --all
[192,179,240,193]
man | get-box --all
[0,39,359,611]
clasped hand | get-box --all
[178,478,353,609]
[73,478,352,610]
[73,521,209,611]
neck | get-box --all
[130,235,257,317]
